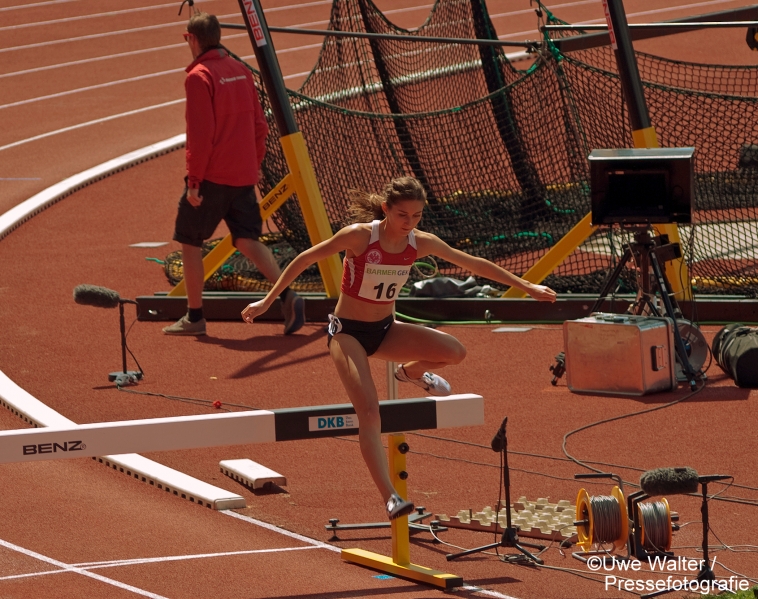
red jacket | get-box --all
[185,48,269,189]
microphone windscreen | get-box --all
[73,284,120,309]
[640,467,699,496]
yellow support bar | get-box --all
[341,548,463,589]
[653,223,691,301]
[389,434,410,565]
[502,213,596,298]
[341,433,463,589]
[632,126,659,149]
[168,173,295,297]
[280,131,342,297]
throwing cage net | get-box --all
[166,0,758,298]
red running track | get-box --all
[1,1,757,598]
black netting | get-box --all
[181,0,758,298]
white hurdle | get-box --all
[0,395,483,464]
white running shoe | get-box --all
[394,364,451,396]
[385,493,414,520]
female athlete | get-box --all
[242,177,556,519]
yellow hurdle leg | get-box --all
[341,434,463,589]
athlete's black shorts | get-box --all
[173,178,263,247]
[326,314,395,356]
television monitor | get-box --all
[589,147,695,225]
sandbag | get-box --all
[712,323,758,388]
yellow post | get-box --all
[168,173,295,297]
[388,434,410,566]
[341,435,463,589]
[502,213,596,298]
[279,132,342,298]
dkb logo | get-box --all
[308,414,359,432]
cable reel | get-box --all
[637,497,674,554]
[575,487,629,554]
[628,491,678,559]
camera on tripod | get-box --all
[589,147,694,226]
[558,148,704,394]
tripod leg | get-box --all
[591,247,633,314]
[649,252,697,382]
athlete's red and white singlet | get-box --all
[341,220,417,304]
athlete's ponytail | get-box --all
[347,177,426,223]
[347,190,384,223]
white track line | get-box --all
[8,0,734,108]
[0,68,186,111]
[0,42,189,79]
[0,15,238,54]
[72,546,320,569]
[461,587,522,599]
[0,0,82,12]
[222,510,341,552]
[0,2,183,32]
[0,100,184,153]
[0,538,170,599]
[0,546,319,581]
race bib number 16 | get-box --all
[358,266,410,302]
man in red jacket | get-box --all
[164,12,305,336]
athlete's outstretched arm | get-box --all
[242,225,363,322]
[416,232,557,302]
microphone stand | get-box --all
[641,474,729,599]
[446,418,544,564]
[108,300,143,386]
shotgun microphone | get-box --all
[73,284,136,308]
[639,467,699,496]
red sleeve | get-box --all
[185,69,215,189]
[250,80,269,167]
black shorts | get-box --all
[326,314,394,356]
[173,178,263,247]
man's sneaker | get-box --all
[394,364,451,396]
[283,291,305,335]
[162,315,206,336]
[386,493,415,520]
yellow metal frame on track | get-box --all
[341,433,463,589]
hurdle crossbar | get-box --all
[0,395,483,464]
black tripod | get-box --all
[591,227,698,388]
[446,418,544,564]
